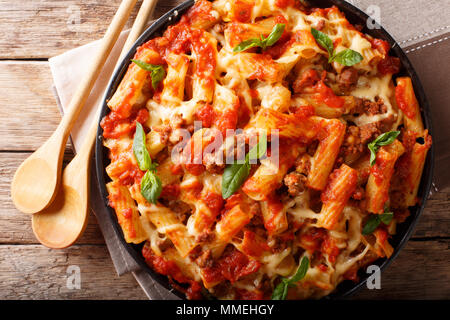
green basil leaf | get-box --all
[264,24,285,47]
[288,256,310,283]
[271,280,289,300]
[368,141,378,167]
[133,122,151,171]
[330,49,363,66]
[233,24,285,52]
[221,161,251,199]
[233,39,262,52]
[311,28,334,56]
[380,211,394,225]
[248,132,268,161]
[362,215,381,235]
[131,59,166,89]
[141,170,162,204]
[372,131,401,147]
[368,131,401,166]
[150,65,166,89]
[271,257,309,300]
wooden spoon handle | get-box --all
[76,0,158,161]
[56,0,138,142]
[119,0,158,62]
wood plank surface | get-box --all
[0,244,146,299]
[0,152,104,245]
[355,240,450,300]
[0,0,185,59]
[0,61,61,151]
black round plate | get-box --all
[95,0,434,300]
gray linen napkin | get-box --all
[50,0,450,300]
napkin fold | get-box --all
[49,0,450,300]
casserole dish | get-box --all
[95,0,434,299]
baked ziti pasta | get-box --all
[101,0,432,300]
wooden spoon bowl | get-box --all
[32,185,87,249]
[32,151,90,249]
[11,139,64,214]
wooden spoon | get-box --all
[32,0,158,249]
[11,0,138,214]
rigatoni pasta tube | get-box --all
[308,119,346,191]
[139,204,197,257]
[395,77,424,134]
[366,139,405,214]
[318,164,357,230]
[260,196,288,235]
[108,47,159,118]
[244,108,319,142]
[243,143,302,201]
[106,181,147,244]
[215,203,252,242]
[160,53,190,106]
[392,131,432,208]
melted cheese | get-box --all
[346,74,398,126]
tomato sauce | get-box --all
[318,264,328,272]
[121,208,132,219]
[142,245,202,300]
[101,108,149,139]
[321,235,339,263]
[275,0,294,9]
[299,227,327,252]
[203,191,224,216]
[370,38,390,55]
[371,155,389,186]
[224,194,243,211]
[160,184,180,199]
[293,68,321,92]
[395,83,416,119]
[181,180,204,199]
[183,0,216,26]
[374,228,388,245]
[195,103,214,128]
[343,266,359,282]
[138,1,216,95]
[310,6,338,17]
[214,105,239,136]
[294,105,315,119]
[265,32,293,59]
[247,54,279,82]
[235,289,264,300]
[115,157,145,186]
[233,0,253,23]
[185,163,206,176]
[378,55,400,75]
[333,37,343,48]
[202,247,261,284]
[241,231,270,257]
[321,167,357,203]
[182,136,206,176]
[313,80,345,109]
[264,196,284,234]
[170,163,184,175]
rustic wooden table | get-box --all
[0,0,448,300]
